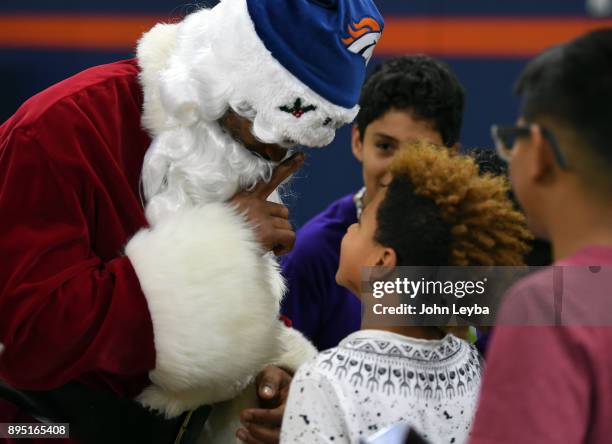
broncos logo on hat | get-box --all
[342,17,382,65]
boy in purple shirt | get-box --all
[470,29,612,443]
[281,55,465,350]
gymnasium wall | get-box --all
[1,1,611,226]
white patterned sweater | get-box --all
[281,330,482,444]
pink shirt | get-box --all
[470,246,612,444]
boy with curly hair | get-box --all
[280,142,531,444]
[281,55,465,351]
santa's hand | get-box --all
[236,365,292,444]
[231,153,305,256]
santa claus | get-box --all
[0,0,384,443]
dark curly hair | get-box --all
[375,176,452,266]
[375,141,532,266]
[468,148,509,177]
[356,55,465,147]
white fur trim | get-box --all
[136,0,359,147]
[198,327,316,443]
[136,22,179,138]
[273,326,318,373]
[126,203,286,417]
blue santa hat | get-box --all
[247,0,384,109]
[150,0,385,147]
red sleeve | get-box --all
[0,128,155,396]
[469,283,592,443]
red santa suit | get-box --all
[0,59,156,394]
[0,54,314,442]
[0,59,154,440]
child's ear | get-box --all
[352,125,364,162]
[531,124,556,184]
[375,247,397,267]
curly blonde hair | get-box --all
[389,141,532,266]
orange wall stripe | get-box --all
[0,15,611,56]
[0,15,163,50]
[377,17,612,57]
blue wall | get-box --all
[0,0,592,15]
[0,1,605,227]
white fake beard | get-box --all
[141,118,278,226]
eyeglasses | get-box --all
[491,124,569,169]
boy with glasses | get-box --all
[470,29,612,443]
